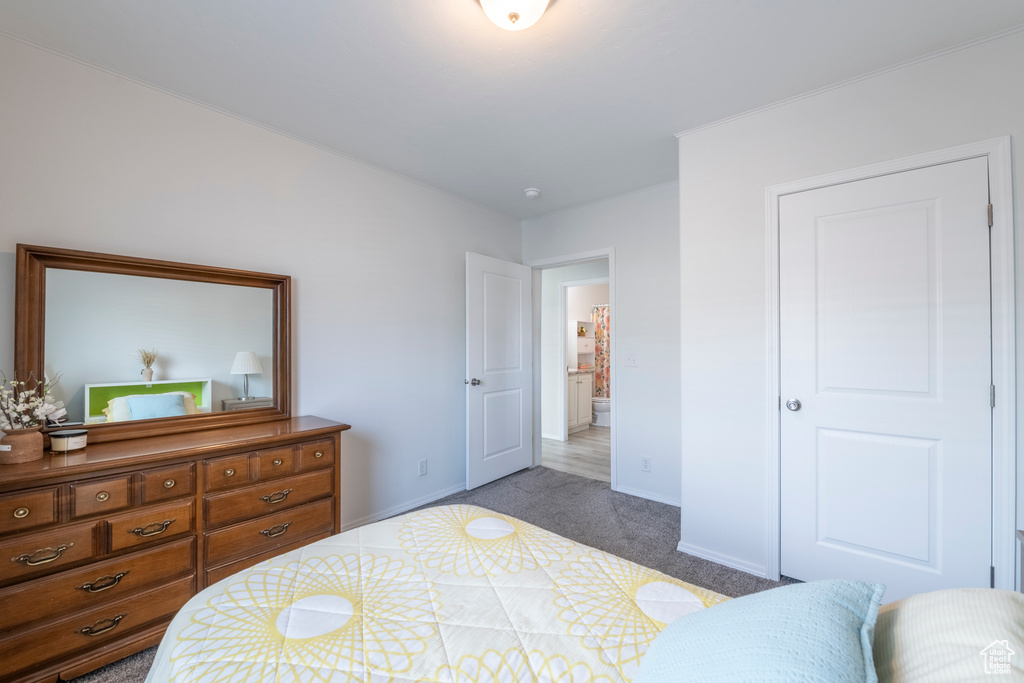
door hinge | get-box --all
[991,565,996,588]
[778,396,782,410]
[988,203,994,228]
[991,385,996,408]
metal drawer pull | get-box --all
[130,519,175,537]
[224,468,235,477]
[96,491,109,502]
[77,571,129,593]
[272,458,283,467]
[259,522,291,538]
[12,543,74,566]
[163,479,176,489]
[260,489,292,504]
[13,507,29,519]
[77,614,126,636]
[314,451,324,458]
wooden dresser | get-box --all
[0,416,349,683]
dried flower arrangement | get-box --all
[0,372,66,431]
[137,348,158,374]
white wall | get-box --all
[0,253,12,376]
[0,35,521,527]
[678,31,1024,574]
[567,283,609,324]
[539,262,608,439]
[45,269,274,421]
[524,182,682,506]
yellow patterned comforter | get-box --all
[146,505,728,682]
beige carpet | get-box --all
[71,465,791,681]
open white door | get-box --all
[466,252,533,489]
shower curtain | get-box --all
[592,304,610,397]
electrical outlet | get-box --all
[640,457,651,472]
[418,459,428,477]
[625,353,639,367]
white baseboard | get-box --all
[341,483,466,532]
[676,541,767,578]
[541,432,565,441]
[613,484,680,508]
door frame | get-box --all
[764,137,1015,588]
[527,248,617,490]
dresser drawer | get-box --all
[205,498,333,567]
[0,575,193,681]
[205,531,332,585]
[0,537,195,632]
[0,487,59,535]
[72,475,132,518]
[204,469,334,529]
[297,439,335,471]
[204,453,252,491]
[257,446,296,479]
[0,522,99,585]
[108,498,194,552]
[140,462,195,503]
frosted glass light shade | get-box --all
[480,0,550,31]
[230,351,263,375]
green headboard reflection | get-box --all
[84,378,212,423]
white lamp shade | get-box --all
[480,0,550,31]
[230,351,263,375]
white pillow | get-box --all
[874,588,1024,682]
[104,392,197,422]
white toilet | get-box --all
[592,396,611,426]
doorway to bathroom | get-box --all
[534,255,612,483]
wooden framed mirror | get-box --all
[15,245,290,443]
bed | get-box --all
[148,504,1024,682]
[147,504,728,682]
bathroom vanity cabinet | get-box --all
[568,370,594,433]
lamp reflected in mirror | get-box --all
[230,351,263,401]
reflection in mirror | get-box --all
[45,269,274,424]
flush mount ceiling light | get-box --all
[480,0,550,31]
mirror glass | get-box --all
[45,269,274,424]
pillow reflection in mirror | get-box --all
[103,392,197,422]
[125,394,186,420]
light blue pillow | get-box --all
[636,579,885,683]
[126,393,187,420]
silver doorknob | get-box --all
[786,398,801,411]
[465,378,481,386]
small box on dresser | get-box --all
[0,416,348,683]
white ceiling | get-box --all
[2,1,1023,218]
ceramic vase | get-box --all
[142,367,154,383]
[0,426,45,464]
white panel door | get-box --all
[780,157,991,601]
[466,252,533,490]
